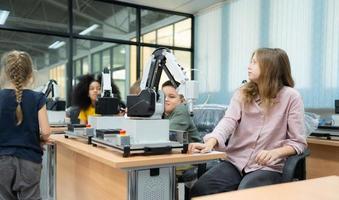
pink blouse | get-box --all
[204,86,307,173]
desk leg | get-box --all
[48,144,56,200]
[128,170,137,200]
[128,166,176,200]
[170,166,176,199]
[41,144,56,200]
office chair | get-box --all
[281,148,310,182]
[176,104,228,200]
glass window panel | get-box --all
[92,53,101,73]
[49,64,66,99]
[112,45,128,100]
[0,29,68,98]
[83,57,89,74]
[74,40,129,100]
[74,40,89,56]
[56,64,66,99]
[129,45,137,85]
[140,9,185,43]
[113,69,126,80]
[113,45,126,68]
[174,18,191,48]
[174,50,191,79]
[113,44,129,101]
[0,30,68,69]
[114,80,126,102]
[75,60,81,76]
[142,31,156,44]
[102,49,111,69]
[157,25,173,46]
[1,0,68,32]
[141,46,156,77]
[73,0,136,40]
[49,68,56,83]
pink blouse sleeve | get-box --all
[282,93,307,154]
[203,90,242,150]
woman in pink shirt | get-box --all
[189,48,307,197]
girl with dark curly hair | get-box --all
[72,74,124,124]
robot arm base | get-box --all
[95,97,120,115]
[127,89,156,117]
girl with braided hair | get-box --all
[0,50,51,200]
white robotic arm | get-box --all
[161,50,198,114]
[101,67,113,98]
[139,51,188,90]
[95,67,121,115]
[127,48,198,118]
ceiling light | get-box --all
[0,10,10,25]
[48,41,65,49]
[79,24,99,35]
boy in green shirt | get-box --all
[162,81,200,143]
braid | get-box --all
[13,63,26,125]
[1,50,33,126]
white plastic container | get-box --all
[333,114,339,126]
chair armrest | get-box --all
[281,148,310,182]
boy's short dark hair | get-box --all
[162,80,185,102]
[161,80,180,88]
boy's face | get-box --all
[162,86,182,115]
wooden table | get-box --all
[51,126,67,134]
[50,134,226,200]
[307,137,339,178]
[192,176,339,200]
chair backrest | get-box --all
[65,106,80,124]
[192,104,227,140]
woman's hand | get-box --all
[255,146,296,165]
[255,149,281,165]
[188,143,210,153]
[188,138,217,154]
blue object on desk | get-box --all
[318,116,334,126]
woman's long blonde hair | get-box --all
[242,48,294,109]
[0,50,34,125]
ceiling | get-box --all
[118,0,226,14]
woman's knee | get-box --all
[190,161,241,197]
[238,170,281,189]
[190,178,209,197]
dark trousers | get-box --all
[0,156,42,200]
[190,160,282,198]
